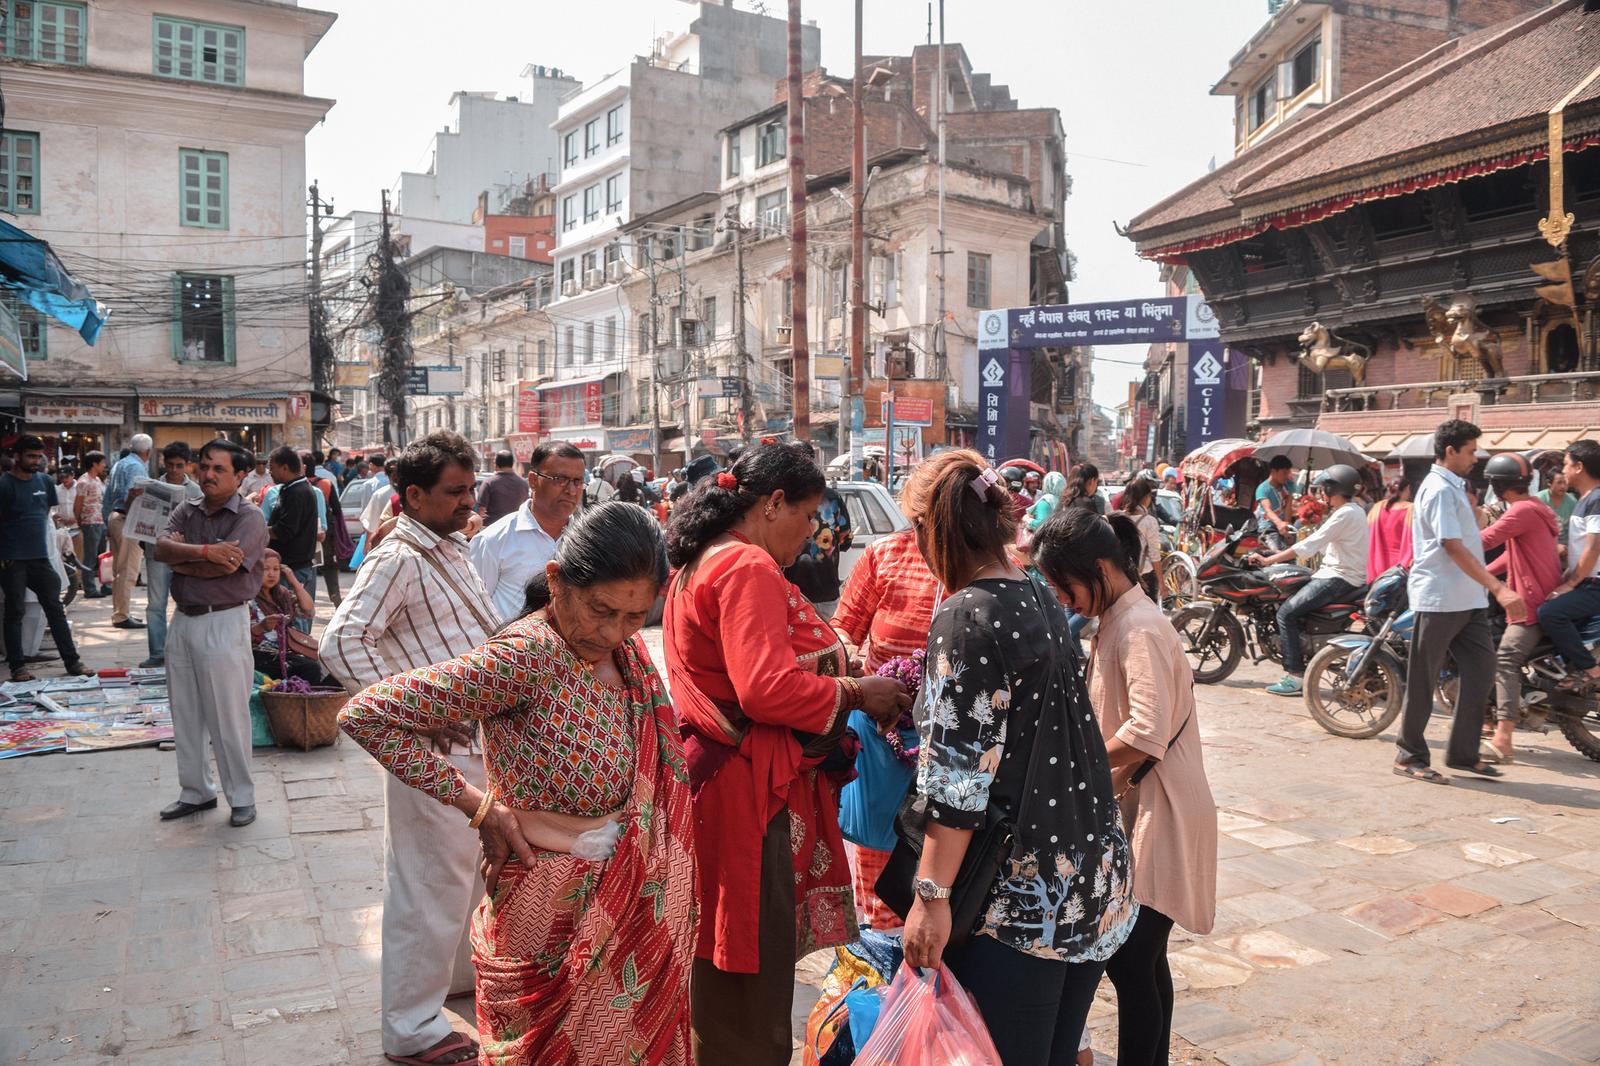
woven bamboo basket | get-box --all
[262,689,348,751]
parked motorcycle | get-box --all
[1170,526,1365,684]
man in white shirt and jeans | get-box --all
[320,432,501,1066]
[1395,419,1524,784]
[1536,438,1600,695]
[469,440,582,620]
[1248,464,1370,697]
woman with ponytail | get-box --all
[894,450,1135,1066]
[1033,507,1217,1066]
[340,502,697,1064]
[662,441,910,1063]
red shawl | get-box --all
[472,632,697,1065]
[664,539,857,973]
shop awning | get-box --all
[0,218,108,345]
[1342,429,1418,457]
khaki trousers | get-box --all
[167,605,255,807]
[108,512,144,624]
[380,755,485,1057]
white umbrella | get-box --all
[1254,428,1367,471]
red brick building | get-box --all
[1124,0,1600,457]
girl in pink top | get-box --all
[1367,478,1415,582]
[1033,507,1217,1066]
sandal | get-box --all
[1556,673,1600,696]
[1445,760,1504,778]
[63,662,95,677]
[385,1032,478,1066]
[9,669,35,683]
[1393,764,1448,785]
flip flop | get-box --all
[1393,764,1448,785]
[1446,760,1504,778]
[385,1032,478,1066]
[9,669,35,683]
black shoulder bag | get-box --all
[875,576,1060,952]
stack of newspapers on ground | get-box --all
[0,669,172,759]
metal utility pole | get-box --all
[645,249,663,474]
[787,0,810,440]
[730,208,753,443]
[307,181,333,448]
[848,0,867,479]
[372,189,413,448]
[935,0,949,383]
[678,225,692,466]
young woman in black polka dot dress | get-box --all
[897,450,1136,1066]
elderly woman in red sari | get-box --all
[339,502,695,1066]
[663,442,911,1064]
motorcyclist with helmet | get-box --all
[1478,452,1563,760]
[1246,464,1370,697]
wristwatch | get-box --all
[914,876,952,902]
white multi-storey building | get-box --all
[4,0,334,459]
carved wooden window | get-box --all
[1443,351,1485,384]
[1298,364,1352,399]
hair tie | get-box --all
[971,467,1001,500]
[716,472,738,491]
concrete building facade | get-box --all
[6,0,335,459]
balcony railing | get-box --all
[1322,371,1600,413]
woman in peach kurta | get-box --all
[1033,506,1217,1066]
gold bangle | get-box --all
[467,787,495,829]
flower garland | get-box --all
[875,649,925,767]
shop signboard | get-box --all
[25,399,124,425]
[880,395,933,426]
[138,397,287,423]
[607,427,654,453]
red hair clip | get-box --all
[716,472,738,490]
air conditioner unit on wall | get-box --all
[605,261,625,283]
[561,280,579,297]
[583,269,603,290]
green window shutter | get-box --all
[179,149,228,229]
[153,15,244,85]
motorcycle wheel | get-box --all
[1557,704,1600,763]
[1171,604,1244,684]
[1304,643,1403,739]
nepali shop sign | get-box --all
[1185,340,1230,454]
[976,349,1031,466]
[139,396,288,423]
[978,294,1218,350]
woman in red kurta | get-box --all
[662,443,910,1065]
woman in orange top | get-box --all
[662,442,909,1065]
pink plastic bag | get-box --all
[852,963,1003,1066]
[98,551,114,588]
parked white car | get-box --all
[829,480,912,583]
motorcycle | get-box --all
[1169,526,1365,684]
[1305,568,1600,761]
[1303,567,1418,738]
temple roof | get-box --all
[1125,0,1600,260]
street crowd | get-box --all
[0,417,1596,1066]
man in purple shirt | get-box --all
[154,438,268,827]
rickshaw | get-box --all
[1164,438,1268,607]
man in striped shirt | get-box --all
[320,432,500,1066]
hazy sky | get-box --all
[304,0,1269,411]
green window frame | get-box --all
[1,131,41,215]
[3,1,86,64]
[5,297,47,361]
[179,148,228,229]
[171,273,236,365]
[153,15,244,86]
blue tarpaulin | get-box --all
[0,217,108,345]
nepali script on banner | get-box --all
[978,294,1218,350]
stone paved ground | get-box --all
[3,584,1600,1064]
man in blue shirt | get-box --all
[1395,419,1524,783]
[0,436,91,681]
[1255,455,1296,551]
[103,433,154,629]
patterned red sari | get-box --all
[471,636,697,1066]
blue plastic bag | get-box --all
[348,532,367,570]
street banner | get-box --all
[1185,339,1229,454]
[607,427,654,452]
[124,479,188,545]
[880,395,933,426]
[980,294,1218,348]
[977,349,1030,466]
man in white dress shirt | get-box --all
[469,441,583,620]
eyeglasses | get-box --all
[533,471,585,490]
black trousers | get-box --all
[944,933,1106,1066]
[1104,905,1176,1066]
[1397,608,1494,769]
[0,558,81,672]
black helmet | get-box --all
[1313,464,1361,499]
[998,465,1028,490]
[1485,452,1532,489]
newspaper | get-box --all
[124,478,189,545]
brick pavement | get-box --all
[3,584,1600,1064]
